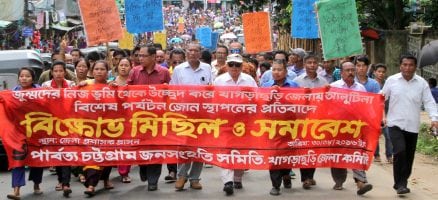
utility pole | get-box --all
[23,0,30,48]
[24,0,29,26]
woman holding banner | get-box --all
[5,67,45,200]
[110,57,133,183]
[41,61,75,197]
[80,60,115,197]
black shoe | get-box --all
[283,176,291,189]
[164,172,177,182]
[84,190,96,197]
[63,188,72,197]
[357,183,373,195]
[269,187,280,196]
[223,182,234,196]
[396,187,410,195]
[234,182,243,189]
[148,184,158,191]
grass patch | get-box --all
[417,123,438,158]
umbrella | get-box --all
[220,32,237,40]
[170,37,183,44]
[418,40,438,68]
[215,28,224,34]
[180,34,191,40]
[214,22,224,29]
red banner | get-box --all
[0,85,383,170]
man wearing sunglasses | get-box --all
[229,41,243,55]
[213,54,258,196]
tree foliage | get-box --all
[421,0,438,29]
[232,0,438,31]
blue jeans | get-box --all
[375,127,393,159]
[383,127,393,158]
[177,162,203,181]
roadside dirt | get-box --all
[375,112,438,197]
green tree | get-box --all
[357,0,413,30]
[421,0,438,29]
[232,0,438,30]
[232,0,269,13]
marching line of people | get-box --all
[2,40,437,199]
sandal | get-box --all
[33,189,43,195]
[34,184,43,195]
[104,182,114,190]
[49,167,57,175]
[6,194,21,200]
[122,176,131,183]
[55,184,63,191]
[84,187,96,197]
[333,183,343,190]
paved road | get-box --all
[0,160,437,200]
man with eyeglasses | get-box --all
[330,61,373,196]
[170,43,212,191]
[127,45,171,191]
[260,50,298,86]
[213,54,257,196]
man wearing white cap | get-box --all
[213,54,257,196]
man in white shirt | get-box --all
[170,43,212,191]
[330,61,373,196]
[213,54,257,196]
[381,55,438,195]
[211,45,228,78]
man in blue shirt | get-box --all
[429,78,438,103]
[261,59,298,196]
[354,56,381,162]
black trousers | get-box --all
[56,166,71,187]
[28,167,44,184]
[167,164,177,173]
[269,169,290,188]
[84,169,101,188]
[139,164,162,185]
[300,168,316,182]
[389,126,418,189]
[84,167,112,188]
[100,167,112,181]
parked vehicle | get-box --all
[0,50,44,89]
[0,50,44,170]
